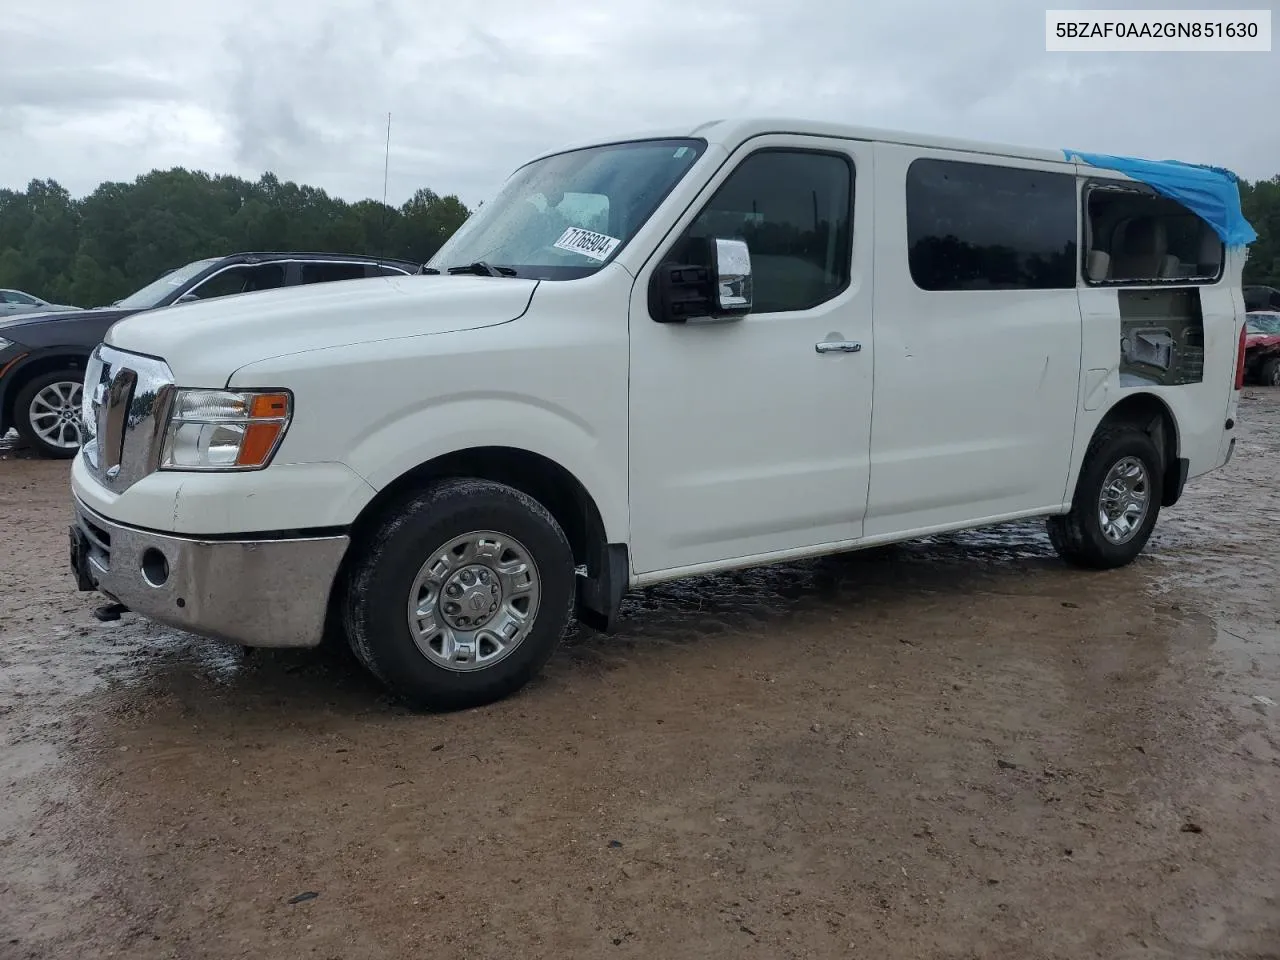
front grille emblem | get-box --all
[79,345,175,493]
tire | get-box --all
[1263,357,1280,388]
[1047,425,1163,570]
[342,478,575,710]
[14,369,86,459]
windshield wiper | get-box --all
[446,261,518,277]
[418,266,441,275]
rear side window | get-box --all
[300,262,368,284]
[1083,184,1224,285]
[907,159,1077,291]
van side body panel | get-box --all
[1067,169,1244,498]
[863,143,1084,537]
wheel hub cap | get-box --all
[440,564,502,629]
[405,531,541,673]
[1097,455,1150,545]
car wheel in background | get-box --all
[14,369,86,459]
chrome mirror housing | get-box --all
[712,237,752,313]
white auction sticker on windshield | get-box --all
[553,227,620,262]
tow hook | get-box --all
[93,602,129,622]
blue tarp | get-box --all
[1063,149,1258,248]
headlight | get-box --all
[0,337,15,352]
[159,389,292,471]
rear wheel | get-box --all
[1047,425,1162,570]
[14,369,85,459]
[342,478,575,710]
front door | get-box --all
[627,136,875,576]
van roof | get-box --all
[529,116,1255,247]
[531,117,1073,167]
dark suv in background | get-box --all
[0,251,420,457]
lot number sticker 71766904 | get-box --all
[553,227,621,262]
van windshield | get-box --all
[427,138,706,280]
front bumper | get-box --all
[70,497,349,648]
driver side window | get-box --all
[663,150,854,314]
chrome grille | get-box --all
[80,344,176,493]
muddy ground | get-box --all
[1,397,1278,960]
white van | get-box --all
[69,118,1251,709]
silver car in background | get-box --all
[0,289,82,317]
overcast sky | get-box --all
[2,0,1277,208]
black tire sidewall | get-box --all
[1264,358,1280,387]
[1070,429,1162,567]
[345,480,575,710]
[14,369,84,459]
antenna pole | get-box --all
[379,112,391,270]
[382,111,391,209]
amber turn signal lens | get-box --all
[249,393,290,418]
[236,393,290,466]
[236,421,286,467]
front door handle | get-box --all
[815,340,862,354]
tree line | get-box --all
[0,166,1277,309]
[1241,178,1280,286]
[0,169,471,308]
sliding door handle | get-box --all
[815,340,862,354]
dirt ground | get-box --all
[1,396,1278,960]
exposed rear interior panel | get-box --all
[1118,288,1205,387]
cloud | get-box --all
[1,0,1277,209]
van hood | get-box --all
[105,274,539,385]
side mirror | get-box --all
[176,292,199,304]
[649,237,753,324]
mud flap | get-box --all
[68,525,95,592]
[1162,457,1190,507]
[575,543,629,634]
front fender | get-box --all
[228,319,630,543]
[347,392,628,543]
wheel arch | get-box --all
[328,446,629,641]
[1091,392,1185,507]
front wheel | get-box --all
[14,369,86,458]
[1262,357,1280,388]
[1047,425,1162,570]
[342,478,576,710]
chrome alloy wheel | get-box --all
[1097,456,1150,544]
[27,380,84,450]
[405,530,541,672]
